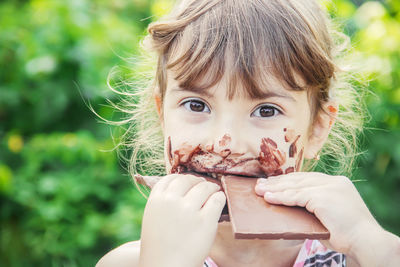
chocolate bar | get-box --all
[221,175,330,240]
[134,174,330,239]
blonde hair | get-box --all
[105,0,366,180]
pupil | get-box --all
[260,107,274,117]
[190,100,204,112]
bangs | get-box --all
[158,0,335,101]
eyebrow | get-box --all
[170,86,214,98]
[253,90,297,102]
[170,86,297,102]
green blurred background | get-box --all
[0,0,399,266]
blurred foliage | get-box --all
[1,131,146,266]
[0,0,399,266]
[327,0,400,236]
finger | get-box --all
[184,181,221,210]
[263,189,330,230]
[263,188,314,209]
[255,178,316,195]
[255,181,294,195]
[255,174,309,196]
[165,174,206,197]
[151,174,179,194]
[201,191,226,221]
[256,172,330,190]
[257,172,308,185]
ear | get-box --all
[154,94,162,117]
[304,102,338,159]
[154,93,164,131]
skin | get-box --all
[97,69,400,267]
[162,74,311,175]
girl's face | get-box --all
[160,70,331,178]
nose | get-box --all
[208,116,248,155]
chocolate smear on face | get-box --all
[167,136,173,164]
[170,141,201,174]
[284,128,297,143]
[219,148,231,158]
[205,144,214,152]
[285,167,295,174]
[259,138,286,176]
[168,137,264,177]
[219,134,232,147]
[295,148,304,172]
[289,135,301,158]
[168,135,298,178]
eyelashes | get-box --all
[180,98,282,118]
[251,105,282,118]
[181,99,211,113]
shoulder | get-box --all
[96,240,141,267]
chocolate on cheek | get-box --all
[284,128,304,172]
[284,127,300,158]
[258,137,286,176]
[219,134,231,147]
[168,137,202,174]
[283,127,295,142]
[258,127,304,175]
[288,135,300,158]
[295,148,304,172]
[167,136,173,165]
[285,167,295,174]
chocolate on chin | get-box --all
[221,175,330,240]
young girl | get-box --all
[97,0,400,266]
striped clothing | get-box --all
[204,239,346,267]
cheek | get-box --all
[164,135,205,174]
[163,110,211,144]
[164,122,202,149]
[258,127,305,176]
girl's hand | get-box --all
[255,172,382,256]
[139,174,226,267]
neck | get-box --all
[209,221,304,266]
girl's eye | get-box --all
[251,105,281,118]
[182,99,211,113]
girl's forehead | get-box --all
[156,0,333,109]
[164,32,310,101]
